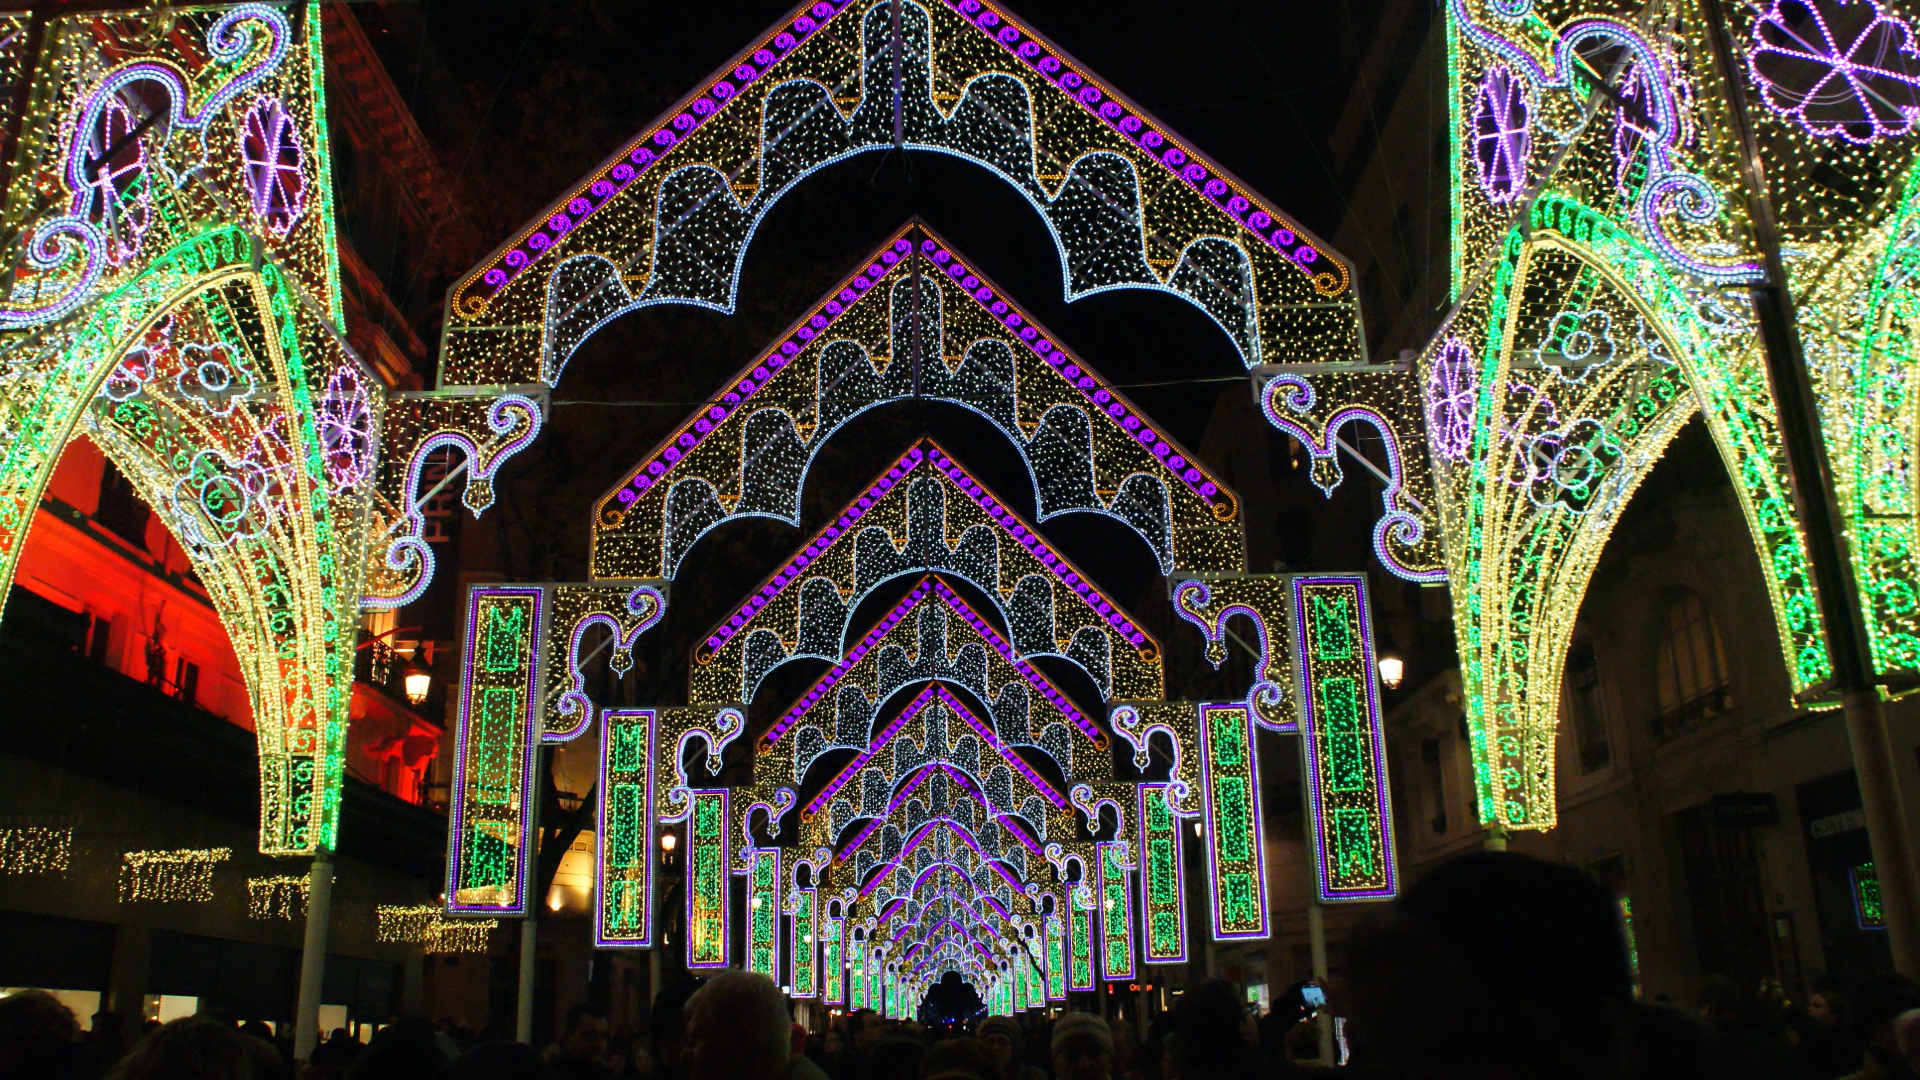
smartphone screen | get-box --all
[1302,985,1326,1009]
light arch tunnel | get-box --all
[438,222,1402,1003]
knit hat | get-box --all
[977,1016,1022,1047]
[1051,1012,1114,1055]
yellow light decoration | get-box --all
[376,903,440,943]
[422,917,496,954]
[119,848,231,902]
[0,827,73,875]
[246,875,308,920]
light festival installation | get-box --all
[246,875,309,920]
[0,4,539,865]
[119,848,231,903]
[1425,0,1920,867]
[419,0,1433,1007]
[0,826,72,875]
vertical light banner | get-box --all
[823,910,845,1004]
[1044,912,1067,1000]
[448,586,544,915]
[868,943,882,1012]
[1199,702,1268,938]
[596,709,655,946]
[686,790,730,969]
[747,848,780,978]
[1069,890,1094,991]
[1097,840,1136,980]
[792,886,818,997]
[1138,783,1188,964]
[850,933,868,1010]
[884,968,897,1018]
[1291,576,1398,901]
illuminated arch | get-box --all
[691,439,1162,706]
[591,224,1243,581]
[438,0,1362,390]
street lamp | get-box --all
[404,665,432,706]
[661,833,677,852]
[1378,656,1404,690]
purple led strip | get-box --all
[912,236,1233,515]
[900,863,1013,924]
[702,440,1158,658]
[1198,702,1270,940]
[1291,576,1398,902]
[760,577,1102,749]
[461,0,860,304]
[849,817,1027,900]
[807,683,1068,818]
[836,764,1044,865]
[613,235,914,509]
[445,585,544,916]
[704,443,928,659]
[941,0,1339,292]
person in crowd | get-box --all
[922,1037,1000,1080]
[1106,1018,1142,1080]
[846,1012,883,1077]
[547,1003,614,1080]
[1345,850,1765,1079]
[1051,1013,1115,1080]
[862,1036,923,1080]
[1163,980,1262,1080]
[342,1018,450,1080]
[1796,988,1861,1080]
[977,1016,1044,1080]
[814,1027,856,1080]
[102,1015,258,1080]
[1701,975,1793,1080]
[431,1041,560,1080]
[789,1020,829,1079]
[682,970,791,1080]
[650,977,707,1080]
[0,990,95,1080]
[310,1027,363,1071]
[1843,975,1920,1080]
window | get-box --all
[1653,591,1731,739]
[1421,737,1448,834]
[95,459,150,551]
[1565,634,1611,773]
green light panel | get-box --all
[1097,840,1136,981]
[1045,912,1067,1000]
[792,886,818,998]
[447,586,543,915]
[1291,576,1397,902]
[1138,783,1188,963]
[687,790,730,969]
[1199,702,1268,939]
[596,709,656,946]
[747,847,780,978]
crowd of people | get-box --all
[9,854,1920,1079]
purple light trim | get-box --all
[1747,0,1920,144]
[686,789,732,970]
[943,0,1340,291]
[1171,580,1294,733]
[700,440,1157,658]
[1471,65,1530,204]
[611,235,907,508]
[1291,576,1399,902]
[760,577,1104,749]
[848,817,1027,901]
[1094,839,1136,981]
[805,684,1067,818]
[914,237,1233,514]
[460,0,861,304]
[445,585,544,917]
[837,764,1045,865]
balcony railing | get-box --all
[1651,682,1734,742]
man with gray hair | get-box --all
[683,970,792,1080]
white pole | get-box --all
[294,850,335,1061]
[516,909,538,1042]
[1308,900,1332,1065]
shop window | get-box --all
[1652,591,1731,740]
[1566,633,1611,773]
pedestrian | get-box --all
[683,970,792,1080]
[1842,975,1920,1080]
[863,1036,923,1080]
[1051,1014,1114,1080]
[102,1015,258,1080]
[923,1037,999,1080]
[977,1016,1043,1080]
[548,1003,614,1080]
